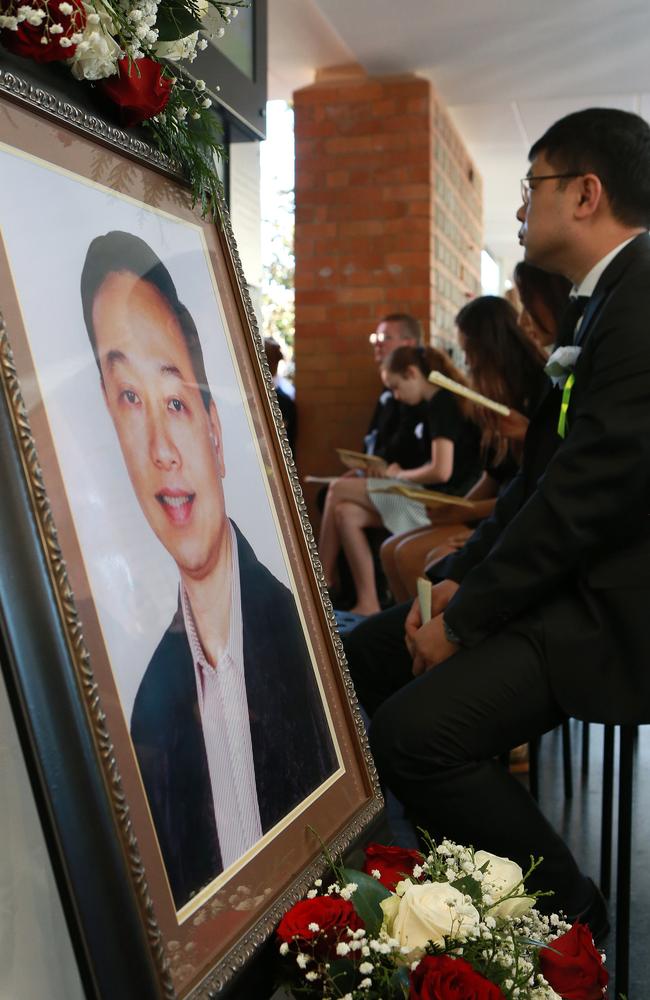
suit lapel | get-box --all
[575,232,650,347]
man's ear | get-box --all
[574,173,603,219]
[208,400,226,478]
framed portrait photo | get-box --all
[0,68,381,999]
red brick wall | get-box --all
[293,68,481,520]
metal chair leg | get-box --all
[600,724,615,899]
[614,725,634,1000]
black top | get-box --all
[365,389,429,469]
[423,389,482,495]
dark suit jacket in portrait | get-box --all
[441,233,650,727]
[130,521,338,909]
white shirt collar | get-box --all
[572,236,637,298]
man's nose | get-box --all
[149,412,180,469]
[516,203,526,223]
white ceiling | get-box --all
[268,0,650,281]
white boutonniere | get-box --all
[544,346,582,388]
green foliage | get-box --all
[341,869,391,937]
[155,0,204,41]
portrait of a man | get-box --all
[80,231,338,910]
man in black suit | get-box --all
[345,107,650,929]
[81,232,337,909]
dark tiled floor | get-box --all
[533,721,649,998]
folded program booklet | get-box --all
[336,448,388,473]
[427,371,511,416]
[371,481,476,510]
[417,576,432,624]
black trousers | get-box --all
[343,602,589,911]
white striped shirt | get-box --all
[181,523,262,870]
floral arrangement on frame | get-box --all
[0,0,247,212]
[276,837,609,999]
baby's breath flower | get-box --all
[279,942,289,956]
[336,942,350,957]
[296,953,309,969]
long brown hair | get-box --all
[455,296,546,463]
[382,345,473,419]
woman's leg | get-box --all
[394,524,470,599]
[334,491,384,616]
[423,526,474,576]
[381,526,434,603]
[317,479,347,587]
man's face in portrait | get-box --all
[92,270,228,581]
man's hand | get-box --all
[404,579,459,656]
[411,614,459,676]
[385,462,403,478]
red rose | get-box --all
[276,895,363,957]
[0,0,86,63]
[363,841,424,892]
[100,57,172,126]
[410,955,506,1000]
[539,922,608,1000]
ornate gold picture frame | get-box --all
[0,67,381,999]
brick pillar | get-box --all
[293,66,481,517]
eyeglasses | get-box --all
[520,173,582,206]
[369,331,398,345]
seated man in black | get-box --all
[81,232,337,909]
[345,107,650,938]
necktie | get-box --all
[555,295,590,348]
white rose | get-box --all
[380,882,479,952]
[474,850,534,919]
[68,26,120,80]
[544,345,582,387]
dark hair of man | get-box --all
[379,312,423,345]
[528,107,650,229]
[456,295,546,463]
[513,262,572,342]
[80,231,213,412]
[382,344,472,419]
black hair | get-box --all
[80,231,213,411]
[529,108,650,228]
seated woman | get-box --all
[381,295,551,602]
[319,346,482,616]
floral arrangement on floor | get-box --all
[0,0,247,213]
[276,837,609,999]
